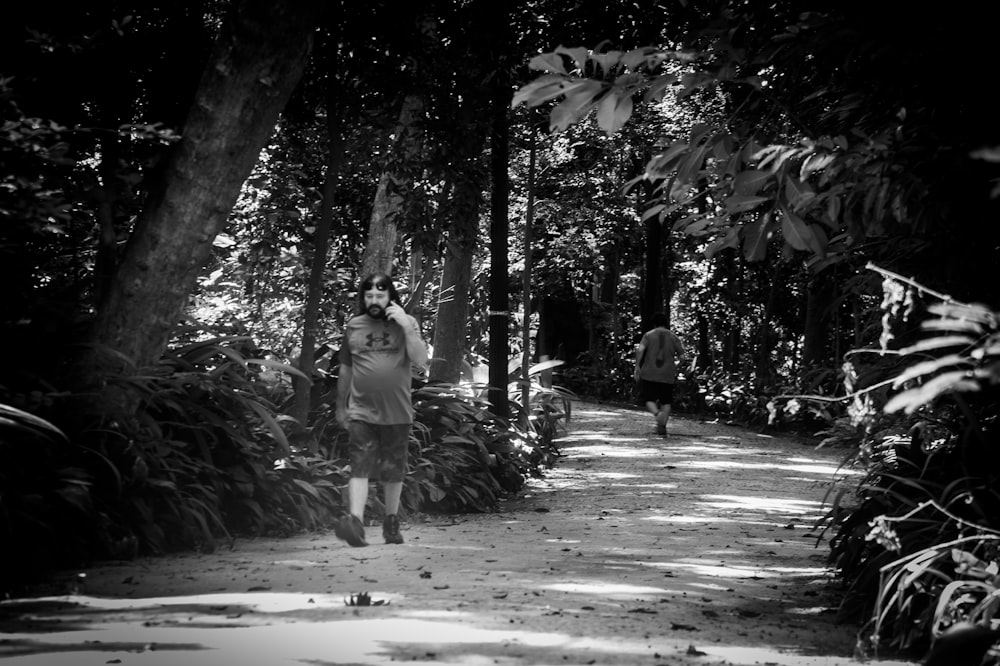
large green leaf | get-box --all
[526,53,567,75]
[741,215,773,262]
[511,74,575,109]
[731,169,770,196]
[596,91,633,135]
[704,226,741,259]
[780,210,825,256]
[925,302,996,325]
[885,370,980,414]
[891,354,970,388]
[246,400,291,457]
[784,177,817,211]
[724,194,769,214]
[643,72,678,102]
[898,335,976,355]
[549,80,604,132]
[554,46,589,71]
[0,403,69,444]
[246,358,311,382]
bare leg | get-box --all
[348,477,369,520]
[658,404,672,433]
[383,480,403,516]
[646,400,665,434]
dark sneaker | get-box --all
[334,514,367,547]
[656,424,667,436]
[382,514,403,545]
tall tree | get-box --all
[291,78,348,434]
[430,182,481,384]
[78,0,323,392]
[360,93,425,276]
[487,2,512,420]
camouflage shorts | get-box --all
[346,420,410,482]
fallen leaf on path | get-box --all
[344,592,389,607]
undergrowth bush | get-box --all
[807,265,1000,663]
[1,336,565,596]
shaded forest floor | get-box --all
[0,402,919,665]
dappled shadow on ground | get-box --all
[0,403,915,666]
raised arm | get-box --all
[386,303,428,371]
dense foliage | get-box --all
[0,334,565,595]
[3,3,1000,661]
[511,7,1000,662]
[810,268,1000,661]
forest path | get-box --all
[0,401,918,665]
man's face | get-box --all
[363,284,391,318]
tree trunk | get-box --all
[720,252,741,373]
[599,234,621,371]
[80,0,321,385]
[94,132,122,309]
[641,196,662,330]
[696,313,710,370]
[803,270,833,368]
[360,94,424,277]
[659,224,674,326]
[291,118,345,441]
[753,263,781,391]
[486,5,511,420]
[430,201,478,384]
[520,140,536,417]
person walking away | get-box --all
[335,272,429,546]
[634,312,685,437]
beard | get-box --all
[367,304,386,319]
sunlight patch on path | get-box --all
[641,560,829,580]
[679,459,856,476]
[1,591,354,614]
[542,581,669,595]
[574,408,631,420]
[559,445,663,458]
[0,600,891,666]
[559,430,647,444]
[700,494,824,515]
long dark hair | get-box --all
[356,272,401,313]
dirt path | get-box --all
[0,402,919,665]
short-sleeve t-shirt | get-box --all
[638,328,684,383]
[340,313,416,425]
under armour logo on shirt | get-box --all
[366,331,391,347]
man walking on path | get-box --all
[634,312,685,437]
[335,272,429,546]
